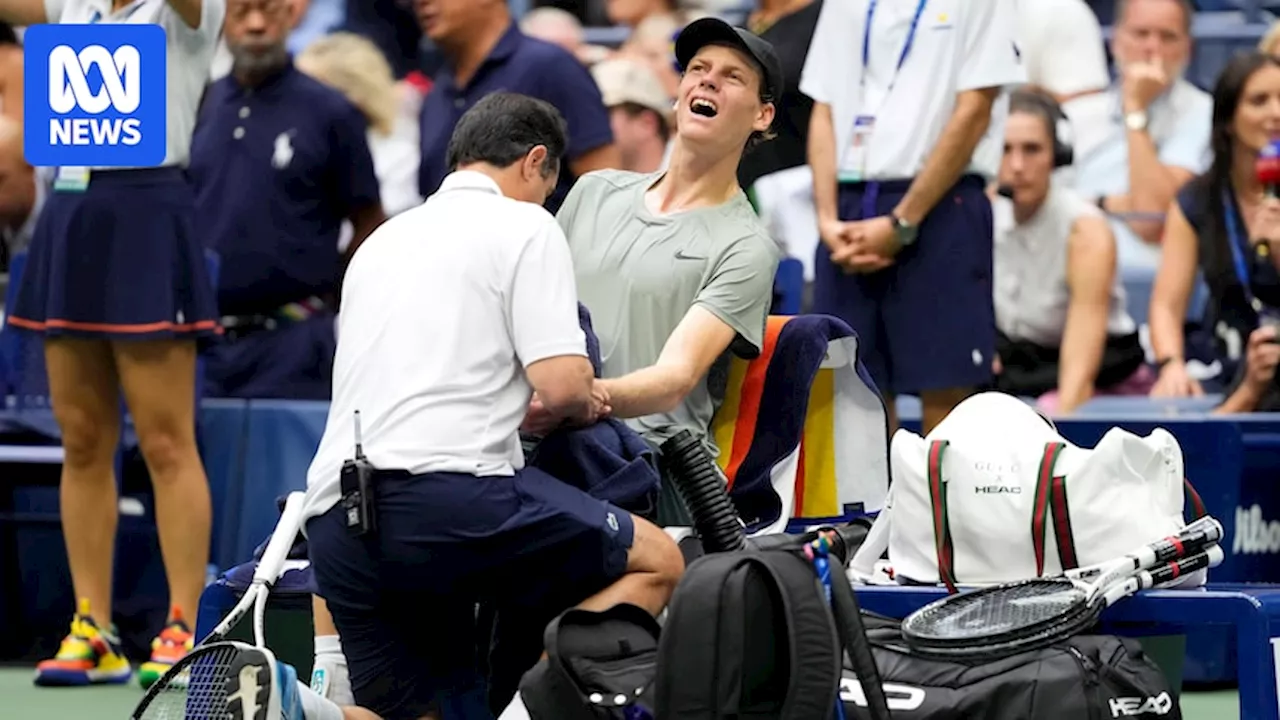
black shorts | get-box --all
[307,467,635,720]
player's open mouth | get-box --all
[690,98,719,118]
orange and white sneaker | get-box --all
[33,599,133,687]
[137,607,194,690]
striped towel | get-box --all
[713,314,890,535]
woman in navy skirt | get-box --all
[0,0,224,690]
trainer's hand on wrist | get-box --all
[520,395,560,437]
[589,381,612,421]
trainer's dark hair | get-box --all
[446,92,568,178]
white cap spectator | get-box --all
[591,56,673,173]
[592,56,672,118]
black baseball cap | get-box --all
[674,18,784,104]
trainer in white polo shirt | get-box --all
[266,93,682,720]
[802,0,1024,434]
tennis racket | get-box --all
[900,516,1225,661]
[130,491,308,719]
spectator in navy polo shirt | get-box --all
[415,0,619,211]
[190,0,385,401]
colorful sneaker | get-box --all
[137,606,194,690]
[225,645,302,720]
[33,599,133,687]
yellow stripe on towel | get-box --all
[712,357,750,471]
[799,367,838,517]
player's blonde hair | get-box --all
[297,32,397,137]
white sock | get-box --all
[314,634,343,656]
[296,680,345,720]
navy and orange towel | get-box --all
[712,314,890,535]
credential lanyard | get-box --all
[1222,188,1268,315]
[861,0,930,95]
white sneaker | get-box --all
[225,645,296,720]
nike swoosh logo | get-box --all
[674,251,705,260]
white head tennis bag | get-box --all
[850,392,1208,589]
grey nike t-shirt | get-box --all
[557,169,782,457]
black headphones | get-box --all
[1016,91,1075,169]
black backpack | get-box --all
[518,603,662,719]
[654,548,890,720]
[845,613,1179,720]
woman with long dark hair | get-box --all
[1148,51,1280,412]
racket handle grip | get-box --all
[254,492,306,584]
[1142,544,1224,588]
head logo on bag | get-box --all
[974,485,1022,495]
[1108,692,1173,717]
[839,677,926,711]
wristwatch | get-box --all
[1124,110,1149,132]
[889,212,919,246]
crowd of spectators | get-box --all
[2,0,1280,418]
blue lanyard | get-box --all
[862,0,930,92]
[1222,189,1267,315]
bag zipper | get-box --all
[1063,645,1101,720]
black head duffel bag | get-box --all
[841,613,1180,720]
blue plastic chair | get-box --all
[773,257,804,316]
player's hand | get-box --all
[1243,325,1280,396]
[1149,359,1204,398]
[1121,59,1168,113]
[520,394,560,437]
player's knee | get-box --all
[628,516,685,593]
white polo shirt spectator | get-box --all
[1073,0,1211,271]
[801,0,1024,433]
[1074,80,1211,269]
[803,0,1022,184]
[303,169,585,519]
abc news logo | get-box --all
[48,44,143,147]
[23,25,165,167]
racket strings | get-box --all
[134,644,241,720]
[909,580,1087,641]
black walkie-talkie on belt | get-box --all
[340,410,377,536]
